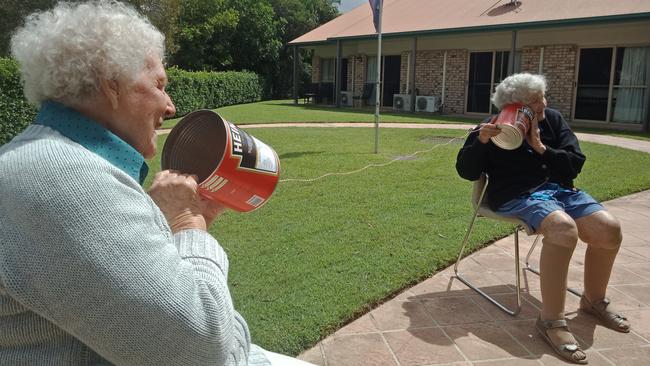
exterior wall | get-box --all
[306,20,649,128]
[352,54,367,107]
[520,45,578,118]
[443,49,468,114]
[398,49,467,114]
[311,56,320,83]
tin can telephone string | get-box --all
[278,129,472,184]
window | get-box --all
[320,58,335,82]
[575,46,649,124]
[365,56,379,105]
[467,51,515,113]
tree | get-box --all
[0,0,57,57]
[126,0,182,55]
[269,0,340,98]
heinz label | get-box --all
[228,122,278,174]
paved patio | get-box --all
[296,133,650,366]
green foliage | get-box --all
[0,58,36,145]
[1,0,341,99]
[171,0,339,97]
[165,67,263,116]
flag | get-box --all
[368,0,382,33]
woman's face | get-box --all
[528,92,547,121]
[112,55,175,159]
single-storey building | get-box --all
[288,0,650,131]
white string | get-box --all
[279,130,472,183]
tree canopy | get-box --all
[0,0,340,98]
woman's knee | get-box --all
[540,211,578,249]
[578,211,622,250]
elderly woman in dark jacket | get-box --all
[456,73,630,364]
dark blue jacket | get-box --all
[456,108,586,210]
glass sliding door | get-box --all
[491,51,510,113]
[611,47,649,123]
[366,56,378,106]
[575,46,649,125]
[467,52,493,113]
[467,51,510,113]
[575,48,612,121]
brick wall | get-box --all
[443,49,468,114]
[398,49,467,114]
[520,45,577,118]
[353,54,367,107]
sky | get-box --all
[338,0,368,14]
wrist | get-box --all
[533,144,546,155]
[170,210,207,233]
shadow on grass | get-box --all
[279,151,325,159]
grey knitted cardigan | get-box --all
[0,123,270,365]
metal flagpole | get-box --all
[374,0,383,154]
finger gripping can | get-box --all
[490,103,533,150]
[161,110,280,212]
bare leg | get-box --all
[538,210,584,356]
[575,210,629,332]
[575,210,622,302]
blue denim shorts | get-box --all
[495,182,604,232]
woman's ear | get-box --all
[99,78,120,110]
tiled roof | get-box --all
[289,0,650,45]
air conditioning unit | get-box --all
[415,96,439,112]
[393,94,411,111]
[340,91,353,107]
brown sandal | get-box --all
[536,316,588,364]
[580,296,630,333]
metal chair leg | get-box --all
[523,235,583,297]
[454,179,522,315]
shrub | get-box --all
[0,58,37,145]
[166,67,263,116]
[0,57,263,145]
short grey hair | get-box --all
[491,73,546,110]
[10,1,165,106]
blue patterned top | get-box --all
[34,101,148,184]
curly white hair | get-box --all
[491,73,546,110]
[10,1,165,106]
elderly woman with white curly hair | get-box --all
[0,1,313,366]
[456,73,629,364]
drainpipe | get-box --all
[293,45,298,105]
[508,30,517,75]
[538,46,544,75]
[336,40,342,108]
[441,50,447,110]
[410,37,417,112]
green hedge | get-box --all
[0,58,37,145]
[0,57,263,145]
[166,67,263,116]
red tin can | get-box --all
[161,110,280,212]
[490,103,534,150]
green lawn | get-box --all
[146,127,650,356]
[161,99,476,129]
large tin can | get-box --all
[161,110,280,212]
